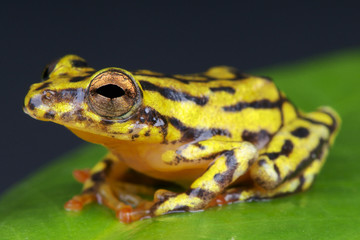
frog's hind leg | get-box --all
[216,107,340,204]
[216,154,324,204]
[64,152,154,222]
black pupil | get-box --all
[96,84,125,98]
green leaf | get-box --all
[1,50,360,240]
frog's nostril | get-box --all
[41,90,56,105]
[45,91,53,98]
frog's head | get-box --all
[24,55,167,143]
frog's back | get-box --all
[133,66,298,147]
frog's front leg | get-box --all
[150,141,258,216]
[65,152,154,222]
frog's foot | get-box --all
[64,192,96,211]
[64,184,127,212]
[65,153,157,223]
[65,182,154,223]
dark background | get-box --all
[1,1,359,193]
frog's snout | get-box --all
[23,91,40,119]
[23,103,29,115]
[23,82,55,120]
[24,81,88,123]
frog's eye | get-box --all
[88,69,140,118]
[41,59,59,81]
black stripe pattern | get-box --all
[35,82,51,91]
[140,80,209,106]
[69,75,90,83]
[261,139,294,160]
[134,71,248,84]
[300,112,337,134]
[169,117,231,141]
[223,99,284,112]
[291,127,310,138]
[71,59,88,68]
[209,86,236,94]
[283,138,327,182]
[213,150,238,188]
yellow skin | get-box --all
[24,55,340,223]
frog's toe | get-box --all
[72,169,91,183]
[116,201,154,223]
[208,193,228,207]
[64,199,83,211]
[64,193,96,211]
[116,206,134,223]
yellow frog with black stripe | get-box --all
[23,55,340,223]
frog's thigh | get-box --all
[250,108,338,191]
[152,141,257,216]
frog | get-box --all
[23,55,340,223]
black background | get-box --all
[1,1,359,193]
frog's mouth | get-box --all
[23,104,38,120]
[22,103,29,115]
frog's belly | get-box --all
[68,127,205,184]
[110,141,209,185]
